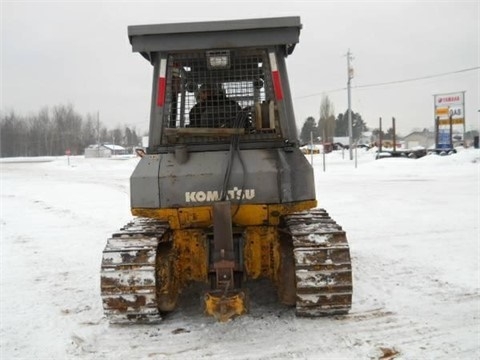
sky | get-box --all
[1,0,479,135]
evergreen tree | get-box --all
[299,116,320,144]
[335,110,368,141]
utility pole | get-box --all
[392,117,396,152]
[310,131,314,166]
[97,111,100,157]
[379,117,383,152]
[346,49,354,160]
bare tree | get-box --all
[82,114,98,148]
[1,111,25,156]
[318,96,335,143]
[0,104,136,157]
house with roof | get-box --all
[84,144,127,158]
[402,129,435,149]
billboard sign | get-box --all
[433,91,465,148]
[434,92,465,123]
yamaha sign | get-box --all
[435,92,464,107]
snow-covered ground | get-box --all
[1,148,479,360]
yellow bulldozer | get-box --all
[100,17,352,323]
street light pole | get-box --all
[346,49,354,160]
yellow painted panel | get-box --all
[243,228,262,279]
[173,229,209,283]
[231,204,269,225]
[132,200,317,228]
[131,208,180,228]
[178,207,212,228]
[243,226,279,281]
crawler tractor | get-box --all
[100,17,352,323]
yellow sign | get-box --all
[438,118,464,125]
[435,107,449,115]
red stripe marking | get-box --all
[157,77,166,107]
[272,71,283,100]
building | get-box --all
[357,131,373,146]
[333,136,349,147]
[402,130,435,149]
[84,144,127,158]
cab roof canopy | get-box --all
[128,16,302,62]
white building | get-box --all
[84,144,127,158]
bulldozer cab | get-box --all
[128,17,316,213]
[128,17,302,151]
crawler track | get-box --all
[284,209,352,316]
[100,218,169,324]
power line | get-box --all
[295,87,345,99]
[355,66,479,89]
[294,66,480,100]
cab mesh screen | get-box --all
[162,49,278,144]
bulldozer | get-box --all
[100,16,352,323]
